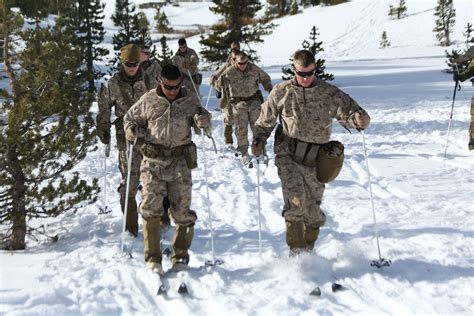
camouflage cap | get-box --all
[120,44,140,63]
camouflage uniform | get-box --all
[123,86,211,265]
[254,78,370,253]
[140,59,161,91]
[210,59,234,145]
[172,48,200,96]
[455,46,474,151]
[97,68,150,236]
[218,63,272,156]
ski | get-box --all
[309,282,343,296]
[178,282,188,295]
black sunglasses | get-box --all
[161,81,182,91]
[293,67,316,78]
[124,61,139,68]
[237,61,248,66]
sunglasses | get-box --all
[124,61,139,68]
[161,81,182,91]
[237,61,248,66]
[293,68,316,78]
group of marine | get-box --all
[96,37,474,274]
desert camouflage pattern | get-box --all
[218,63,272,155]
[123,86,211,226]
[141,59,161,90]
[96,68,149,228]
[172,48,200,95]
[210,59,235,144]
[254,78,370,230]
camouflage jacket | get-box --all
[172,48,199,78]
[141,59,162,89]
[96,68,149,135]
[123,86,211,149]
[254,78,370,145]
[216,63,273,100]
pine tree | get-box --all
[1,3,99,250]
[157,35,173,67]
[136,11,152,48]
[433,0,456,47]
[379,31,391,48]
[77,0,108,93]
[463,22,473,48]
[154,7,171,33]
[290,0,299,15]
[199,0,275,67]
[110,0,141,68]
[282,26,334,81]
[388,0,407,19]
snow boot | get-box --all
[143,217,162,271]
[286,221,307,256]
[240,154,251,166]
[171,224,194,267]
[120,195,138,237]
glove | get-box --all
[194,114,210,129]
[125,127,137,143]
[251,138,265,157]
[98,129,110,145]
[354,112,370,130]
[453,71,460,82]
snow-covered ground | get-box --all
[1,0,473,315]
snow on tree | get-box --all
[0,2,99,250]
[199,0,275,67]
[388,0,407,20]
[380,31,391,48]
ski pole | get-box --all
[201,131,222,266]
[120,138,136,256]
[205,84,213,110]
[443,65,461,159]
[187,69,200,100]
[256,156,263,259]
[361,131,391,268]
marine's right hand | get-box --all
[125,127,137,143]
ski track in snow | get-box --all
[1,0,474,315]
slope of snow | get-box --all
[1,0,473,315]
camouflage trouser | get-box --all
[222,106,234,145]
[139,157,197,227]
[231,98,261,156]
[469,95,474,150]
[275,155,327,228]
[118,143,142,200]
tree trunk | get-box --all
[8,144,27,250]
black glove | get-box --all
[453,71,460,82]
[98,130,110,145]
[216,90,222,99]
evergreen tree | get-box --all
[463,22,473,48]
[388,0,407,19]
[199,0,275,67]
[157,35,173,67]
[290,0,299,15]
[282,26,334,81]
[154,7,171,33]
[433,0,456,47]
[136,11,152,48]
[379,31,391,48]
[1,3,99,250]
[77,0,108,93]
[110,0,141,68]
